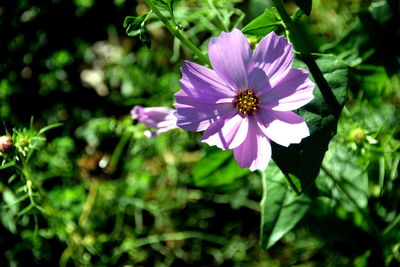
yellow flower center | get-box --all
[234,90,260,116]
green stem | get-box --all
[78,179,100,227]
[299,54,341,117]
[131,231,227,248]
[207,0,229,32]
[272,0,341,118]
[272,0,292,24]
[144,0,210,66]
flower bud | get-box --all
[350,128,366,143]
[18,138,29,148]
[0,135,13,153]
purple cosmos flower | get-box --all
[173,29,315,171]
[131,106,178,137]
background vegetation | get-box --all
[0,0,399,266]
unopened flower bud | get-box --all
[0,136,13,153]
[18,138,29,147]
[350,128,366,143]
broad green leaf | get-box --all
[317,139,369,211]
[193,148,249,187]
[260,161,311,249]
[242,8,282,36]
[292,0,312,16]
[271,55,349,193]
[124,13,151,48]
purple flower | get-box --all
[173,29,315,171]
[131,106,178,137]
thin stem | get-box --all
[144,0,210,66]
[300,54,341,117]
[272,0,292,24]
[78,179,100,227]
[130,231,227,248]
[207,0,229,32]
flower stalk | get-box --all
[144,0,211,66]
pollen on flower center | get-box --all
[233,89,260,116]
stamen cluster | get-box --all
[234,90,260,115]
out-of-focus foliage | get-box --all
[1,0,399,266]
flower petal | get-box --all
[233,117,271,171]
[255,108,310,147]
[180,61,236,102]
[131,106,176,129]
[259,68,315,111]
[131,106,179,137]
[249,67,271,93]
[174,90,235,132]
[252,32,293,84]
[208,29,253,91]
[201,111,249,150]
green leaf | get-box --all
[124,14,148,35]
[124,13,151,48]
[292,0,312,16]
[317,145,369,211]
[260,161,311,249]
[242,8,282,36]
[139,24,151,48]
[38,122,63,134]
[153,0,181,9]
[193,148,249,187]
[291,8,304,21]
[271,55,349,193]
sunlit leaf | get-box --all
[260,161,311,249]
[272,55,349,193]
[124,13,151,48]
[242,8,282,36]
[193,148,249,187]
[153,0,182,9]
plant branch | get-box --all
[144,0,210,66]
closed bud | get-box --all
[0,136,13,153]
[350,128,366,143]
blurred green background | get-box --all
[0,0,399,266]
